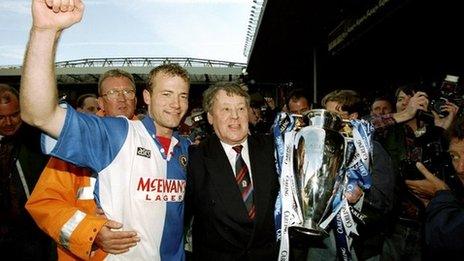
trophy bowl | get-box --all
[292,109,345,239]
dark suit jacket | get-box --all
[186,134,279,261]
[0,124,52,260]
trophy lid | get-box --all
[303,109,343,131]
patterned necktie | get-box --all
[232,145,255,220]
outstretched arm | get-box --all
[21,0,84,138]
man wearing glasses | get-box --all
[96,69,138,120]
[26,69,140,260]
[21,1,191,260]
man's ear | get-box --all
[207,112,213,125]
[349,112,359,120]
[143,89,151,105]
[97,97,105,112]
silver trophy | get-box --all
[292,109,345,237]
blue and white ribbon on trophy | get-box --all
[272,112,301,261]
[320,119,374,261]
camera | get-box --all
[430,75,462,118]
[192,114,204,124]
[188,111,212,142]
[400,144,443,180]
[415,110,435,125]
[400,138,452,182]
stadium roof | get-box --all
[0,57,246,87]
[246,0,463,99]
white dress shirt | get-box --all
[220,139,253,182]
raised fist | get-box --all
[32,0,85,31]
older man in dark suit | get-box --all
[186,82,279,260]
[0,84,51,260]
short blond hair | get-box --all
[146,64,190,93]
[98,69,135,95]
[321,89,362,114]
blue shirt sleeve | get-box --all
[50,106,129,173]
[40,101,68,155]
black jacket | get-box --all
[186,134,279,261]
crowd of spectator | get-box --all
[2,0,463,260]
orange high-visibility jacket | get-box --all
[26,157,108,260]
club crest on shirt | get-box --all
[137,147,151,158]
[179,155,188,169]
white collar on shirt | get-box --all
[220,138,252,179]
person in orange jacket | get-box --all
[26,69,140,260]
